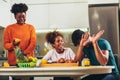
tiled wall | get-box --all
[0,28,5,57]
[35,31,78,57]
[0,28,85,57]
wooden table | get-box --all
[0,66,114,80]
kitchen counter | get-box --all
[0,66,114,80]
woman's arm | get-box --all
[4,27,14,51]
[23,26,36,54]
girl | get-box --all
[42,31,75,80]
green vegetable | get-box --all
[14,46,28,62]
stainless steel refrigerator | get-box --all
[88,4,120,55]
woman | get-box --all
[3,3,36,80]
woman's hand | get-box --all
[13,38,21,46]
[91,30,104,44]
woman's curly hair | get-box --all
[72,29,85,46]
[45,31,63,44]
[11,3,28,15]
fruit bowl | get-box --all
[17,62,36,68]
[17,56,38,68]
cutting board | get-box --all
[40,62,79,67]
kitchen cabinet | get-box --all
[0,28,5,57]
[88,0,118,4]
[0,0,11,27]
[10,0,89,29]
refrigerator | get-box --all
[88,4,120,55]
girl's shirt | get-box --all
[43,48,75,62]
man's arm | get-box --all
[92,30,109,66]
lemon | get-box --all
[16,58,19,63]
[14,38,21,43]
[3,62,10,67]
[41,59,48,64]
[44,48,48,52]
[30,62,36,67]
[28,56,34,62]
[33,57,38,63]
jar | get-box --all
[81,58,90,66]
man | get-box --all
[72,29,119,80]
